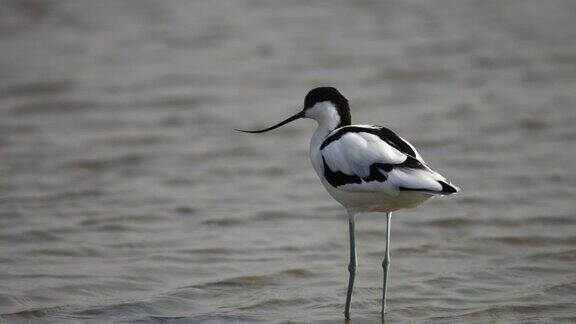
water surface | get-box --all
[1,0,576,323]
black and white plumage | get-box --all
[238,87,459,319]
[319,125,457,196]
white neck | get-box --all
[307,102,341,152]
[306,102,345,181]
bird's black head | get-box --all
[304,87,351,127]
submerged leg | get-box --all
[344,210,357,320]
[381,212,392,316]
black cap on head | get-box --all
[304,87,351,127]
[304,87,345,109]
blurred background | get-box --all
[1,0,575,323]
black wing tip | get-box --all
[438,181,459,194]
[399,181,460,195]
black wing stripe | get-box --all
[323,158,395,187]
[376,127,417,158]
[397,155,426,169]
[320,126,417,158]
[320,126,367,150]
[323,156,424,188]
[322,157,362,187]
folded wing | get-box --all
[320,126,459,195]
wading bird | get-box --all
[238,87,459,319]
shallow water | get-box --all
[1,0,576,323]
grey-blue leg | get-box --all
[344,210,356,319]
[381,212,392,316]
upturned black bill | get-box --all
[236,110,304,133]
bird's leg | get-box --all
[381,212,392,316]
[344,210,357,320]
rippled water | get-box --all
[1,0,576,323]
